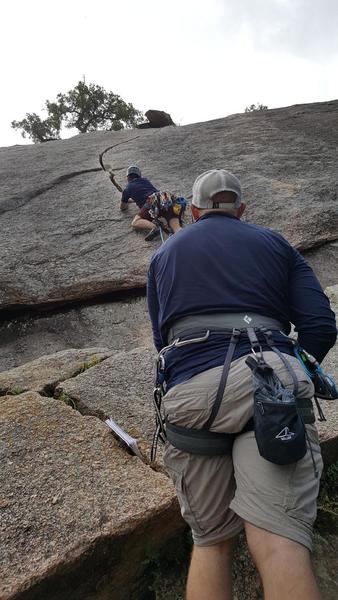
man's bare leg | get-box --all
[131,215,154,232]
[168,217,182,233]
[186,539,234,600]
[245,522,322,600]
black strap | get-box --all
[166,422,236,455]
[246,327,262,355]
[245,354,274,376]
[314,396,327,422]
[261,329,299,396]
[203,328,241,430]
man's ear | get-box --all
[237,202,246,219]
[190,204,201,222]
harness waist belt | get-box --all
[167,313,288,344]
[166,422,237,455]
[166,399,315,456]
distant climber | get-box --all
[120,166,186,241]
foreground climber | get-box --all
[147,169,337,600]
[120,165,185,241]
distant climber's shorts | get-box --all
[163,351,323,550]
[138,191,186,224]
[138,204,153,221]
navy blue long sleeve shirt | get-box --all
[121,177,158,208]
[147,213,336,389]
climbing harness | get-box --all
[150,322,336,474]
[146,192,188,244]
[147,192,187,222]
[151,325,259,461]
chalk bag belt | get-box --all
[165,328,251,455]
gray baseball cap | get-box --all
[127,165,141,177]
[192,169,242,208]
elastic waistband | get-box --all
[167,313,287,345]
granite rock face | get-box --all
[0,347,112,396]
[302,240,338,290]
[1,100,338,600]
[0,239,337,373]
[0,294,150,372]
[1,100,338,310]
[55,346,156,454]
[0,392,183,600]
[317,285,338,465]
[0,130,154,310]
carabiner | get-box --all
[174,330,210,347]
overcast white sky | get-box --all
[1,0,338,147]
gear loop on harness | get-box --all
[150,330,211,462]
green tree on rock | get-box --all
[11,112,62,143]
[11,81,143,143]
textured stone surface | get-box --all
[55,346,156,456]
[0,347,112,395]
[312,531,338,600]
[0,294,150,372]
[0,131,155,311]
[325,284,338,312]
[0,392,182,600]
[0,243,336,374]
[317,285,338,465]
[1,99,337,598]
[1,100,338,309]
[303,241,338,290]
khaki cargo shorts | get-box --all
[163,351,323,550]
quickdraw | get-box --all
[293,345,338,401]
